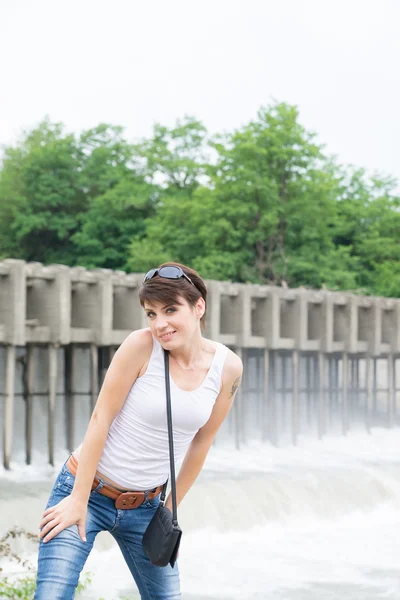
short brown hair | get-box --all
[139,262,207,327]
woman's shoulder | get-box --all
[115,328,154,378]
[118,328,154,359]
[223,347,243,379]
[203,338,242,399]
[125,327,153,347]
[204,337,243,377]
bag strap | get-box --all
[160,349,178,525]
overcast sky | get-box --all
[1,0,399,184]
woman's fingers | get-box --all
[39,509,57,529]
[39,516,59,539]
[77,519,87,542]
[42,506,54,518]
[42,522,66,544]
[39,496,88,544]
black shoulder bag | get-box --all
[142,349,182,568]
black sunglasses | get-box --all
[143,265,195,287]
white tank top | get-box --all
[93,336,229,490]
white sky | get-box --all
[1,0,399,184]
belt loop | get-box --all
[94,477,105,492]
[144,490,149,501]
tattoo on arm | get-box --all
[230,377,241,398]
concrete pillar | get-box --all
[90,344,99,413]
[0,260,26,347]
[233,347,243,450]
[317,352,326,439]
[70,268,113,345]
[281,354,287,435]
[64,345,75,452]
[365,355,373,434]
[262,349,269,442]
[335,357,340,417]
[292,350,299,446]
[269,351,279,446]
[306,355,312,426]
[235,285,252,348]
[388,354,395,428]
[204,281,221,340]
[394,358,398,424]
[326,356,332,431]
[355,358,360,419]
[3,345,16,469]
[48,344,58,466]
[313,354,319,429]
[26,264,71,345]
[25,346,35,465]
[349,358,355,426]
[341,353,349,435]
[373,358,378,419]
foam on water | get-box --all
[1,427,399,599]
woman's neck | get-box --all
[169,335,206,370]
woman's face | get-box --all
[143,295,205,348]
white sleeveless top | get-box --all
[92,336,229,490]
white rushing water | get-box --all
[1,427,399,600]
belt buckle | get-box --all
[115,491,145,510]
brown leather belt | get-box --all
[66,455,164,510]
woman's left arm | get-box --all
[165,350,243,511]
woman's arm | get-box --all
[165,350,243,511]
[40,329,153,543]
[70,329,152,503]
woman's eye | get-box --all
[166,308,176,313]
[146,312,155,318]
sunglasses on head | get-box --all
[143,265,195,286]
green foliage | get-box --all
[0,120,85,264]
[0,575,37,599]
[1,103,399,297]
[0,528,96,600]
[73,176,157,270]
[133,116,208,193]
[0,572,93,600]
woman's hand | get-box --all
[39,495,88,544]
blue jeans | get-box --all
[34,462,181,600]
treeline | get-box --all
[0,102,399,297]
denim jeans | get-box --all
[34,461,181,600]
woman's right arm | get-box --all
[39,328,152,543]
[71,329,152,503]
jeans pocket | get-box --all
[144,496,161,509]
[58,466,76,493]
[60,467,103,497]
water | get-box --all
[1,427,399,599]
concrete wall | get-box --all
[1,260,399,467]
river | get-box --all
[1,427,399,599]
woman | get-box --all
[35,262,243,600]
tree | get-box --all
[0,121,157,270]
[73,176,158,270]
[133,116,208,193]
[72,125,157,270]
[129,102,351,286]
[127,117,210,273]
[1,108,399,298]
[0,119,85,264]
[333,169,400,296]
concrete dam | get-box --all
[0,258,399,468]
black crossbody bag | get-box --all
[142,349,182,568]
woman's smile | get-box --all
[159,330,176,341]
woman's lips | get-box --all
[159,331,176,341]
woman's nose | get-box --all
[155,315,168,329]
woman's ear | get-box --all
[196,297,206,320]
